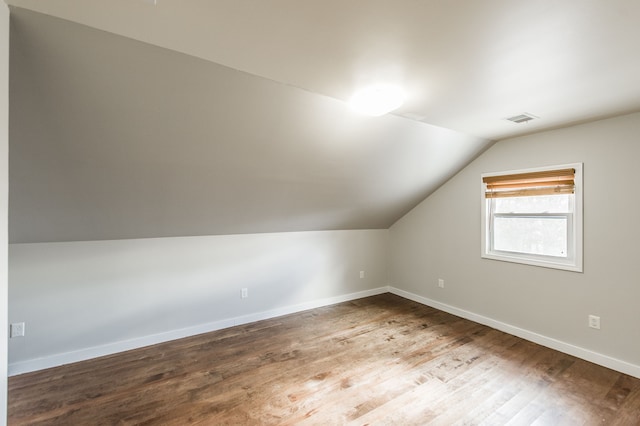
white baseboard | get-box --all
[12,286,640,380]
[388,286,640,380]
[8,286,389,376]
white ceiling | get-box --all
[6,1,640,243]
[7,0,640,140]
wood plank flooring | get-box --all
[8,293,640,425]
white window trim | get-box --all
[480,163,583,273]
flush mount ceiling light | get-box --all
[349,84,406,117]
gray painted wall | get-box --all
[0,2,9,422]
[9,112,640,378]
[390,111,640,367]
[9,229,388,373]
[9,8,490,244]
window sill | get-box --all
[482,252,583,273]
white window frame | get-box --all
[481,163,583,272]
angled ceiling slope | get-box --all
[7,0,640,140]
[9,8,490,243]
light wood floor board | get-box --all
[8,293,640,425]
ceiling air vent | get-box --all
[505,113,538,124]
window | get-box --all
[481,164,583,272]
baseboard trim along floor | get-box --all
[10,285,640,380]
[388,286,640,380]
[8,287,390,376]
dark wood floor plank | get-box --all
[8,293,640,425]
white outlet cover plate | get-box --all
[588,315,600,329]
[10,322,25,338]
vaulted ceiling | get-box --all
[7,1,640,243]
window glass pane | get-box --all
[494,194,570,214]
[493,216,568,257]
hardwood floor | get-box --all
[8,294,640,425]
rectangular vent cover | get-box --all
[506,113,538,124]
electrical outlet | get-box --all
[588,315,600,329]
[10,322,25,338]
[360,271,365,279]
[241,288,249,299]
[438,279,445,288]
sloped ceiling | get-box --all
[8,0,640,139]
[9,8,489,243]
[8,1,640,243]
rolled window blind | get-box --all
[483,168,575,199]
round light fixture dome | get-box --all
[349,84,406,116]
